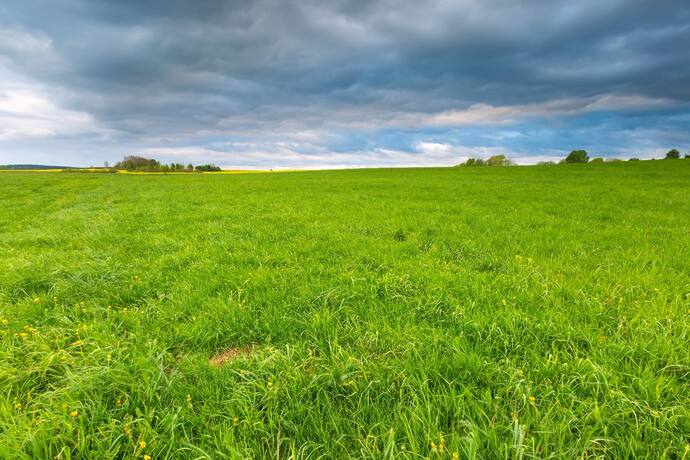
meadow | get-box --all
[0,161,689,459]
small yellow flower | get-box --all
[267,381,273,388]
[144,455,151,460]
[116,398,122,407]
[528,396,536,403]
[124,426,131,437]
[19,332,28,338]
[453,453,460,460]
[430,441,437,452]
[652,410,660,417]
[1,319,8,325]
[139,440,147,449]
[34,297,40,303]
[70,410,78,417]
[233,417,239,426]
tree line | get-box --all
[113,156,221,172]
[457,149,689,167]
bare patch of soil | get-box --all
[209,346,253,367]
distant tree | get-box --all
[628,157,640,161]
[195,164,221,172]
[564,150,589,163]
[186,163,194,171]
[464,158,477,166]
[458,158,485,167]
[590,157,604,163]
[115,155,160,171]
[486,154,513,166]
[685,153,690,159]
[665,149,680,159]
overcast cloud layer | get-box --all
[1,0,689,168]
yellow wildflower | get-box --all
[453,453,460,460]
[34,297,40,304]
[70,410,78,417]
[144,456,152,460]
[139,440,147,449]
[19,332,28,338]
[528,396,536,403]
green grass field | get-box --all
[1,162,689,459]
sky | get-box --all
[1,0,689,168]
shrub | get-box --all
[590,157,604,163]
[564,150,589,163]
[629,158,640,161]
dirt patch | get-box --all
[209,346,253,367]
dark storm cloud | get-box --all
[1,0,689,166]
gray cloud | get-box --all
[1,0,689,166]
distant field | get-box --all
[1,162,689,458]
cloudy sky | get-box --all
[1,0,689,168]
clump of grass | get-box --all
[393,228,407,242]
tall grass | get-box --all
[1,161,689,458]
